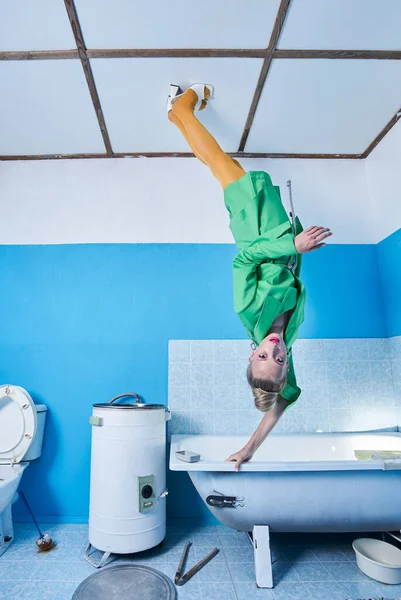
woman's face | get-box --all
[248,333,289,382]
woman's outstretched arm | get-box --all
[225,396,288,471]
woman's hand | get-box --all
[294,226,332,254]
[225,447,254,472]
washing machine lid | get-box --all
[0,385,37,464]
[93,403,165,410]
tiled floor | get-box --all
[1,522,401,600]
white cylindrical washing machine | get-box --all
[85,393,171,568]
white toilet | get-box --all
[0,384,47,557]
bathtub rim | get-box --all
[169,432,401,473]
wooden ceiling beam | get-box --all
[87,49,266,58]
[0,152,363,161]
[2,49,401,61]
[0,50,78,60]
[238,0,292,152]
[63,0,113,155]
[275,49,401,60]
[361,107,401,158]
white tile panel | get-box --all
[0,61,105,155]
[278,0,401,50]
[75,0,280,49]
[246,59,401,154]
[91,57,263,153]
[0,0,76,51]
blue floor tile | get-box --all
[271,547,289,562]
[198,583,237,600]
[46,545,82,561]
[305,581,347,599]
[164,532,194,547]
[191,526,217,535]
[1,560,39,581]
[193,545,225,563]
[175,582,202,599]
[196,559,232,583]
[0,582,25,599]
[335,544,357,562]
[272,581,312,599]
[0,543,25,559]
[311,546,349,562]
[3,522,396,600]
[222,545,254,564]
[216,526,241,535]
[282,547,319,563]
[217,532,250,547]
[19,581,61,600]
[192,533,220,547]
[323,561,368,581]
[338,580,383,599]
[272,561,301,583]
[65,560,102,583]
[31,561,70,582]
[372,581,401,599]
[0,561,11,577]
[234,582,275,599]
[227,561,255,583]
[57,582,79,600]
[293,562,334,582]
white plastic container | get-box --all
[88,393,171,557]
[353,538,401,584]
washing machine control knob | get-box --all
[142,485,153,499]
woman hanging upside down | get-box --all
[167,83,332,471]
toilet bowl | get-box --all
[0,384,47,557]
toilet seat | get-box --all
[0,385,37,465]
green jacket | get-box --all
[224,171,306,409]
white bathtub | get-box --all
[170,432,401,532]
[170,432,401,587]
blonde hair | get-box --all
[246,363,287,412]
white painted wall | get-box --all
[0,157,373,245]
[365,119,401,243]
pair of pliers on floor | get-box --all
[174,541,219,586]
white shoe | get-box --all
[167,83,214,113]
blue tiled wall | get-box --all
[168,337,401,437]
[167,336,401,521]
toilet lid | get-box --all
[0,385,37,464]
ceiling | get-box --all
[1,0,401,160]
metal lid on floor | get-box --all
[72,564,176,600]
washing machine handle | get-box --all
[108,392,141,404]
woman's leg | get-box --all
[168,110,207,165]
[171,89,246,189]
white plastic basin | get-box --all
[353,538,401,584]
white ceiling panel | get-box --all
[278,0,401,50]
[75,0,280,49]
[0,0,76,51]
[246,59,401,154]
[91,57,263,153]
[0,61,105,155]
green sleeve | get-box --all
[232,227,298,314]
[233,232,297,267]
[280,352,301,411]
